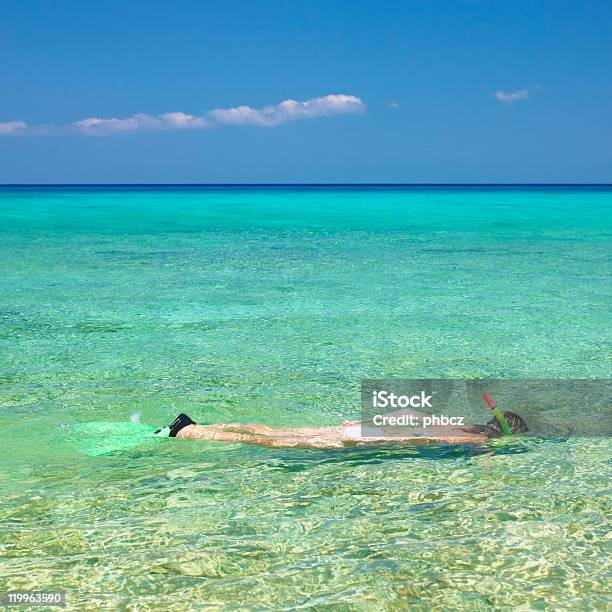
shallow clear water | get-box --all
[0,187,610,609]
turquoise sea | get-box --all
[0,186,610,609]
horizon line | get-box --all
[1,183,612,188]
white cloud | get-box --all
[0,120,28,135]
[208,94,365,127]
[159,112,209,129]
[73,112,209,135]
[494,89,529,103]
[388,101,400,109]
[1,93,365,137]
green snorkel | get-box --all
[482,391,513,435]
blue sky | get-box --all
[1,0,611,183]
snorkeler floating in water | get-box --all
[155,393,528,449]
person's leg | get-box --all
[202,423,340,437]
[203,423,280,435]
[176,423,345,448]
[176,424,269,444]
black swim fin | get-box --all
[155,413,196,437]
